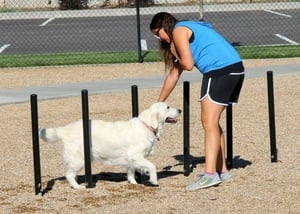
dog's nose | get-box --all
[178,109,182,114]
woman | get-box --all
[150,12,244,190]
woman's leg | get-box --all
[186,97,226,190]
[201,97,225,174]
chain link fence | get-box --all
[0,0,299,67]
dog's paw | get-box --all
[128,180,138,185]
[71,184,86,189]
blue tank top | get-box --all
[175,20,242,74]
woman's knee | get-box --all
[201,99,225,129]
[201,115,219,131]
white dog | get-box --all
[39,102,181,189]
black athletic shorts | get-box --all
[200,62,245,106]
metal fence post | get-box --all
[135,0,143,63]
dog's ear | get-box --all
[152,112,165,138]
[139,103,166,128]
[150,112,160,129]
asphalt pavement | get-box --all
[0,63,299,105]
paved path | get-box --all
[0,63,299,105]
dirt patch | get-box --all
[0,58,299,213]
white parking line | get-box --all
[263,9,292,18]
[141,39,148,51]
[0,44,11,53]
[274,34,298,45]
[40,17,55,26]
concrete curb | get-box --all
[0,63,299,105]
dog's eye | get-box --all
[167,106,170,109]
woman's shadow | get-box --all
[172,154,252,173]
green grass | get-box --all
[0,51,161,68]
[236,45,300,59]
[0,45,299,68]
[0,8,19,13]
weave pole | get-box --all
[267,71,278,162]
[226,104,233,169]
[30,94,42,195]
[183,81,190,176]
[131,85,143,183]
[81,89,95,188]
[131,85,139,117]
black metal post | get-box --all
[267,71,278,162]
[135,0,143,63]
[131,85,142,183]
[183,81,190,176]
[226,104,233,169]
[131,85,139,117]
[81,89,94,188]
[30,94,42,195]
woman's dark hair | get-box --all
[150,12,179,72]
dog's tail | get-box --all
[39,128,60,143]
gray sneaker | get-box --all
[186,173,221,191]
[220,170,232,182]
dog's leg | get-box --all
[64,159,85,189]
[65,169,84,189]
[127,167,137,184]
[63,147,85,189]
[131,158,158,185]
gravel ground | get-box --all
[0,58,299,214]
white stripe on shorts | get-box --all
[229,72,245,75]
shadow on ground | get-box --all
[173,154,252,173]
[41,169,182,195]
[41,155,251,195]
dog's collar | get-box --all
[138,118,159,140]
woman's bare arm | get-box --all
[157,66,183,102]
[172,26,194,71]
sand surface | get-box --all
[0,58,299,213]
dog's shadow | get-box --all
[42,169,182,195]
[41,155,251,195]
